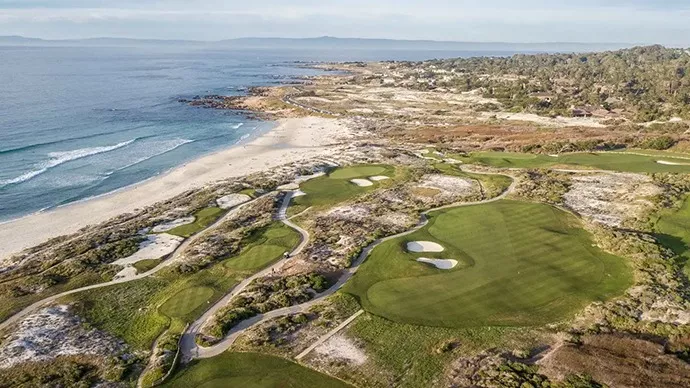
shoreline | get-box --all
[0,120,275,224]
[0,116,351,260]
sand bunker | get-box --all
[350,178,374,187]
[216,193,251,209]
[657,160,690,166]
[406,241,445,252]
[369,175,390,181]
[112,233,183,278]
[417,258,458,269]
[151,217,195,233]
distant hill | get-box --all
[0,35,634,53]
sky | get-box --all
[1,0,690,45]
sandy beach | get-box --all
[0,117,351,260]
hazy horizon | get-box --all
[1,1,690,46]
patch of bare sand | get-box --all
[563,173,662,227]
[314,334,367,366]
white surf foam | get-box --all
[231,123,244,130]
[0,139,136,186]
[115,138,193,171]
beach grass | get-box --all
[168,207,225,238]
[449,151,690,173]
[163,352,351,388]
[341,311,545,388]
[343,200,631,327]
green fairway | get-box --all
[292,164,395,211]
[164,352,351,388]
[168,207,225,238]
[159,286,215,318]
[132,258,163,274]
[225,223,300,271]
[451,151,690,173]
[344,200,631,327]
[655,196,690,278]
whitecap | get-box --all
[231,123,244,130]
[0,139,136,186]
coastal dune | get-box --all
[0,117,351,260]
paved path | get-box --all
[295,309,364,361]
[179,191,310,361]
[181,169,517,361]
[0,197,261,333]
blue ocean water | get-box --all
[0,46,523,221]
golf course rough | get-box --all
[344,200,632,327]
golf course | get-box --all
[450,151,690,173]
[655,196,690,278]
[344,200,632,327]
[163,352,351,387]
[290,164,396,213]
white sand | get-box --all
[369,176,390,181]
[112,233,183,279]
[216,193,251,209]
[416,257,458,269]
[314,334,367,366]
[112,234,183,267]
[657,160,690,166]
[0,117,351,260]
[151,217,195,233]
[406,241,445,253]
[350,178,374,187]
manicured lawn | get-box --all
[164,352,351,388]
[655,196,690,278]
[168,207,225,238]
[225,223,300,271]
[159,286,215,318]
[450,151,690,173]
[292,164,396,211]
[344,200,631,327]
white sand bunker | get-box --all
[151,217,195,233]
[112,233,183,278]
[216,193,251,209]
[350,178,374,187]
[417,258,458,269]
[369,175,390,181]
[657,160,690,166]
[406,241,445,253]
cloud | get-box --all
[1,1,690,44]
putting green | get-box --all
[225,223,300,271]
[655,196,690,278]
[329,165,388,179]
[168,207,225,238]
[164,352,351,388]
[159,286,214,318]
[451,151,690,173]
[293,164,395,210]
[344,200,631,327]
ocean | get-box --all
[0,46,524,222]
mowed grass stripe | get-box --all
[345,200,631,327]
